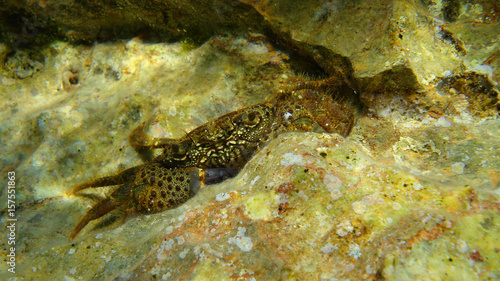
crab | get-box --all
[69,75,359,239]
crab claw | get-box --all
[134,165,239,213]
[70,163,239,240]
[70,197,119,240]
[202,168,239,185]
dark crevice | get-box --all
[439,27,466,54]
[442,0,461,22]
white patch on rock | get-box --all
[362,193,380,205]
[324,174,342,190]
[324,173,343,200]
[162,239,175,252]
[179,248,189,259]
[412,181,424,191]
[1,76,15,85]
[348,243,362,259]
[112,227,123,234]
[456,239,469,253]
[336,220,354,237]
[236,226,246,237]
[228,227,253,252]
[176,236,185,245]
[247,42,268,54]
[321,243,338,254]
[234,236,253,252]
[250,176,260,186]
[164,225,173,234]
[150,123,167,138]
[392,202,402,210]
[435,116,452,127]
[297,190,308,200]
[280,153,303,166]
[330,190,342,200]
[451,162,465,175]
[443,70,453,77]
[216,192,231,201]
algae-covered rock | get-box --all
[4,131,498,280]
[0,1,499,280]
[241,0,500,84]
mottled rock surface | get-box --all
[242,0,500,83]
[0,0,499,280]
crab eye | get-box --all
[171,140,190,157]
[247,112,256,122]
[172,144,181,154]
[234,109,262,126]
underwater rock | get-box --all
[0,0,265,46]
[0,2,499,280]
[4,0,497,94]
[241,0,500,85]
[3,49,45,79]
[3,131,498,280]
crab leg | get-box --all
[70,165,141,194]
[128,122,181,149]
[70,197,120,240]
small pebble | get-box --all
[330,190,342,200]
[456,239,469,253]
[336,220,353,237]
[1,76,15,85]
[150,123,167,138]
[352,201,367,214]
[67,248,76,255]
[451,162,465,175]
[176,236,185,245]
